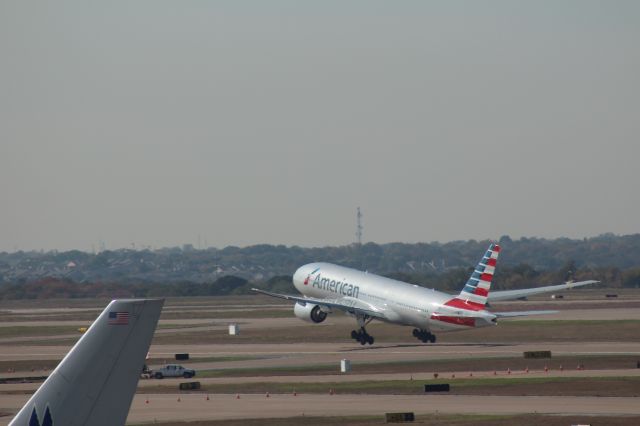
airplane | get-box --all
[253,243,598,345]
[9,298,164,426]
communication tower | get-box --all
[356,207,363,245]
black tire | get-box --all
[412,329,419,337]
[429,334,436,343]
[367,335,374,345]
[183,372,192,378]
[351,330,358,339]
[154,372,163,379]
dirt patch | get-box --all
[188,355,640,378]
[137,376,640,397]
[348,354,640,375]
[148,319,640,345]
[0,326,80,339]
[0,359,60,373]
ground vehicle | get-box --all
[152,364,195,379]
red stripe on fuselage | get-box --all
[431,315,476,327]
[444,298,485,311]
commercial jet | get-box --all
[10,298,163,426]
[253,243,598,345]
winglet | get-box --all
[10,299,164,426]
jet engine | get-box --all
[294,302,328,323]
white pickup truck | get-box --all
[152,364,196,379]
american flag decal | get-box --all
[108,311,129,325]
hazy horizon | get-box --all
[2,1,639,252]
[0,231,634,255]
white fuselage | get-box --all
[293,262,495,332]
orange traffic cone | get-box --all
[236,394,240,399]
[145,398,149,404]
[206,394,210,401]
[266,392,270,398]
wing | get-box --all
[252,288,389,320]
[431,304,557,320]
[488,280,599,302]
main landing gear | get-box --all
[350,313,375,345]
[413,328,436,343]
[351,327,374,345]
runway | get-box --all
[2,294,640,424]
[2,340,640,371]
[2,393,640,425]
[4,368,639,394]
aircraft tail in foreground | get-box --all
[10,298,164,426]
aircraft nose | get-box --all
[292,266,306,287]
[292,264,318,290]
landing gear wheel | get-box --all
[351,327,375,345]
[412,329,435,344]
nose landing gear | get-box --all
[413,328,436,343]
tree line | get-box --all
[1,260,639,300]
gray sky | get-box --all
[1,1,639,252]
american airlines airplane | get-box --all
[253,243,598,345]
[10,298,163,426]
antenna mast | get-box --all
[356,207,363,245]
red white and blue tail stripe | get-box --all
[444,243,500,311]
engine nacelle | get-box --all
[294,302,328,323]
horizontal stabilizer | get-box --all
[495,310,558,318]
[432,305,496,320]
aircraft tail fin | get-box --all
[10,299,164,426]
[446,243,500,311]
